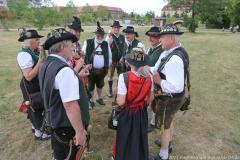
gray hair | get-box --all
[48,40,70,54]
[175,35,181,44]
[23,39,32,47]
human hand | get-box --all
[153,72,161,85]
[74,129,87,146]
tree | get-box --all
[162,11,167,17]
[144,10,155,25]
[166,0,231,31]
[165,0,198,32]
[0,8,14,30]
[174,11,179,18]
[95,5,108,21]
[80,3,95,24]
[61,0,76,27]
[226,0,240,26]
[23,7,51,30]
[7,0,29,19]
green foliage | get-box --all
[95,5,108,21]
[7,0,29,18]
[226,0,240,26]
[174,11,179,18]
[167,0,231,30]
[23,7,50,30]
[80,4,96,24]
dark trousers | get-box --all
[51,127,77,160]
[27,108,44,130]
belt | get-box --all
[155,92,185,98]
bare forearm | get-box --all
[64,101,84,133]
[23,61,41,81]
[117,94,125,106]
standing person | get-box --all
[112,48,154,160]
[122,26,145,72]
[106,20,125,97]
[67,16,85,70]
[67,16,93,109]
[145,26,164,133]
[39,28,90,160]
[150,24,190,160]
[82,21,112,106]
[17,29,50,140]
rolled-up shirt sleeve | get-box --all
[117,74,127,95]
[108,43,112,66]
[17,52,34,69]
[160,55,184,93]
[54,67,80,103]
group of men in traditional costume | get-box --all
[17,17,189,160]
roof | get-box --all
[76,5,124,13]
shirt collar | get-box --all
[151,43,161,50]
[113,33,119,38]
[165,43,181,54]
[49,54,68,64]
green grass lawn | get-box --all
[0,27,240,160]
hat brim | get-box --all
[68,24,84,32]
[18,35,44,42]
[145,31,161,37]
[122,29,139,37]
[159,31,184,36]
[43,33,78,50]
[93,31,106,35]
[125,54,149,68]
[111,25,123,27]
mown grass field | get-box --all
[0,26,240,160]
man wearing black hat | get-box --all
[145,26,164,133]
[122,26,145,72]
[106,20,125,97]
[39,28,90,160]
[17,29,50,140]
[82,22,112,106]
[149,24,190,160]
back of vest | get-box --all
[39,56,90,129]
[125,72,152,109]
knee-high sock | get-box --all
[108,80,113,91]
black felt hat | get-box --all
[159,24,184,35]
[125,48,149,68]
[110,20,123,27]
[43,28,78,50]
[18,29,44,42]
[93,21,105,35]
[145,26,161,36]
[68,16,84,32]
[122,26,139,37]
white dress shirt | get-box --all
[150,45,184,93]
[81,37,112,69]
[50,54,80,103]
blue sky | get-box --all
[53,0,167,16]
